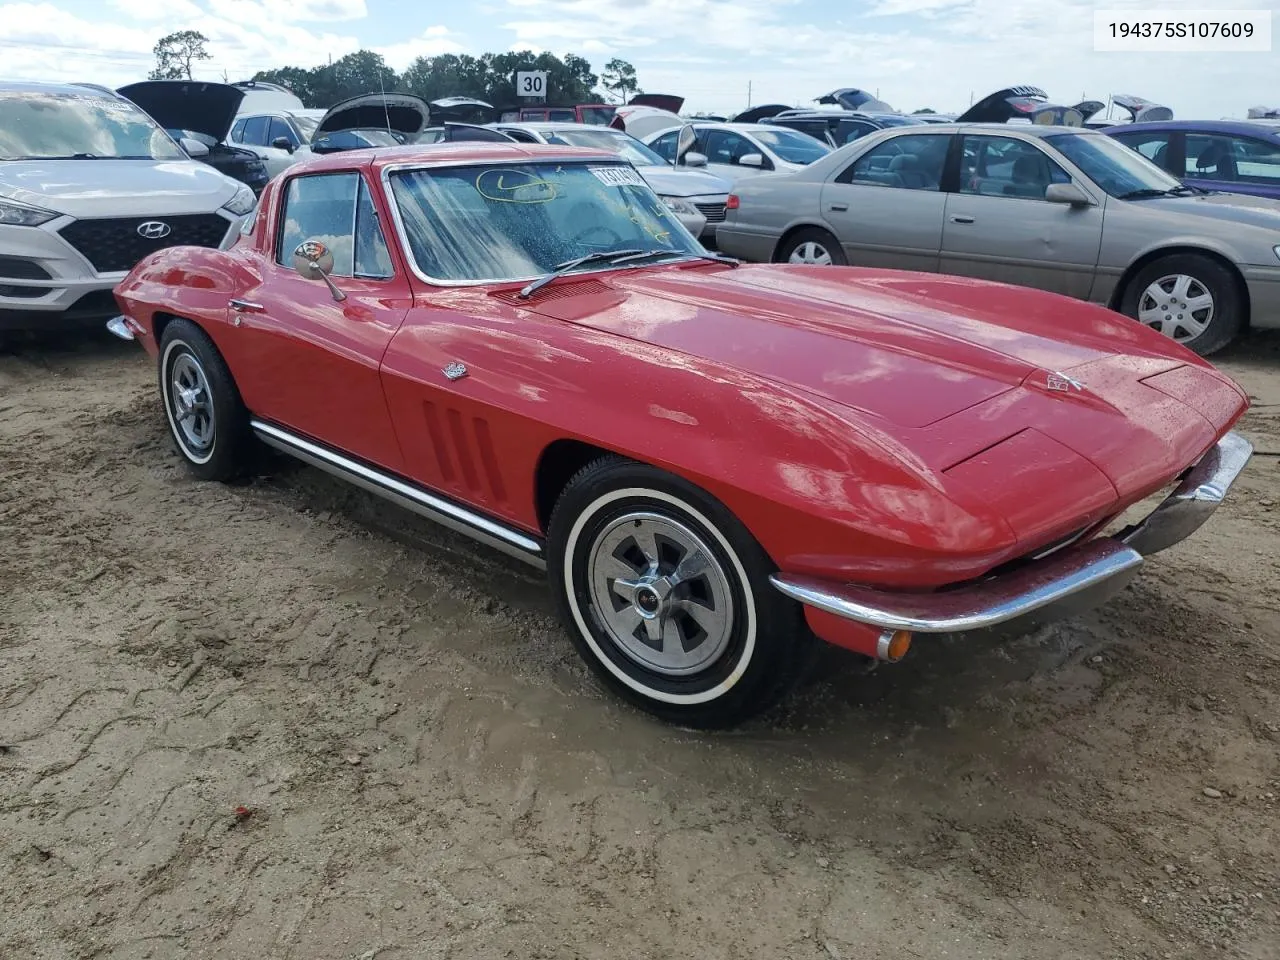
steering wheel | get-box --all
[569,222,627,248]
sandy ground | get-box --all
[1,328,1278,960]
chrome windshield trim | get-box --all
[771,539,1144,634]
[250,420,545,568]
[376,157,700,288]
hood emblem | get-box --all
[1046,371,1085,393]
[137,220,171,240]
[443,362,468,381]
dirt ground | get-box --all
[1,328,1278,960]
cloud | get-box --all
[374,27,466,71]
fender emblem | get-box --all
[1046,371,1085,392]
[443,362,468,381]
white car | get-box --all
[491,121,732,240]
[643,122,831,184]
[0,80,256,333]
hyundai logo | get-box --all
[137,220,171,240]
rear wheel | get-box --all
[547,457,812,728]
[158,319,252,481]
[777,227,848,266]
[1121,253,1243,356]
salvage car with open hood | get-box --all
[266,93,433,170]
[117,80,269,194]
[957,86,1088,126]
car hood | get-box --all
[0,159,239,218]
[957,85,1086,126]
[1113,94,1172,122]
[1132,190,1280,228]
[635,165,731,197]
[317,93,431,136]
[117,81,244,142]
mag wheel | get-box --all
[158,319,251,481]
[547,457,812,729]
[778,227,848,266]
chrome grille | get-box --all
[694,202,727,223]
[59,214,230,274]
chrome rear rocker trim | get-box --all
[250,420,546,569]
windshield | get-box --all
[753,128,831,164]
[1046,131,1182,197]
[388,161,703,283]
[543,128,668,167]
[579,105,617,126]
[293,115,321,142]
[874,115,925,127]
[0,90,185,160]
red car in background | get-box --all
[108,142,1251,728]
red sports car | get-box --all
[109,142,1252,728]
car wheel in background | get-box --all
[547,457,813,729]
[158,318,252,481]
[776,227,848,266]
[1121,253,1243,356]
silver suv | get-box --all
[0,80,256,332]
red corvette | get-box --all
[109,142,1252,728]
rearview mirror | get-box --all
[292,239,347,302]
[271,136,296,154]
[737,152,765,168]
[683,151,708,168]
[1045,182,1093,206]
[179,137,209,158]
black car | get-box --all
[117,80,269,194]
[761,109,925,148]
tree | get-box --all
[600,58,640,103]
[149,30,211,81]
[912,107,936,114]
[250,66,320,105]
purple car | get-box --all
[1104,119,1280,200]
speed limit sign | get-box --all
[515,70,547,100]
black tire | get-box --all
[158,319,252,481]
[546,456,813,729]
[776,227,848,266]
[1119,253,1243,357]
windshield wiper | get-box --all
[517,249,644,299]
[608,249,740,268]
[1117,188,1169,200]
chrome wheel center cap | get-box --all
[632,578,672,620]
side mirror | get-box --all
[1045,182,1094,206]
[271,136,296,154]
[180,137,210,158]
[292,239,347,302]
[683,151,708,168]
[737,152,765,169]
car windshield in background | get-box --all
[1046,131,1183,198]
[578,106,616,126]
[543,128,668,167]
[874,115,925,127]
[753,128,831,164]
[388,161,703,282]
[0,90,186,161]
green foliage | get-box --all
[600,58,641,103]
[149,30,211,81]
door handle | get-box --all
[949,215,975,224]
[229,298,265,313]
[829,203,849,212]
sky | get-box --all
[0,0,1274,119]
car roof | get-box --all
[496,121,625,133]
[1105,119,1280,138]
[288,141,619,175]
[0,78,129,98]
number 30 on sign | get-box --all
[515,71,547,98]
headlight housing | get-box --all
[221,182,257,217]
[660,196,698,216]
[0,197,58,227]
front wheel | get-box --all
[547,457,812,729]
[1120,253,1243,356]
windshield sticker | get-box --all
[589,165,645,188]
[475,168,559,203]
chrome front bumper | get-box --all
[771,431,1253,635]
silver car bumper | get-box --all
[771,431,1253,635]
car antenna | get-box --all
[379,72,392,134]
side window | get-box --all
[1110,131,1173,169]
[779,119,829,143]
[958,135,1070,199]
[704,129,770,167]
[547,109,576,122]
[1231,136,1280,184]
[277,173,360,276]
[241,116,269,146]
[501,128,540,143]
[836,120,877,145]
[649,131,678,161]
[354,179,394,279]
[230,118,247,142]
[268,117,299,147]
[843,134,950,191]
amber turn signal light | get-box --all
[876,629,913,662]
